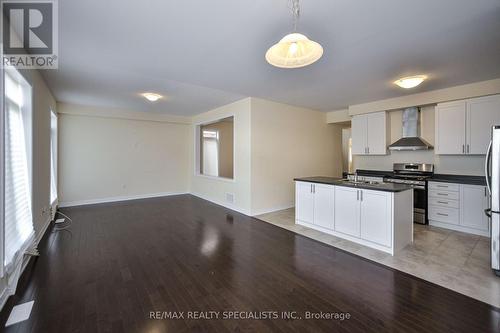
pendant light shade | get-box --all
[265,33,323,69]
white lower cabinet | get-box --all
[313,184,335,230]
[334,187,393,249]
[360,190,392,247]
[296,181,413,255]
[461,185,489,232]
[333,186,360,237]
[428,181,489,236]
[295,181,334,230]
[296,181,314,224]
[334,186,392,248]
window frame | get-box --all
[50,109,58,206]
[0,64,4,277]
[2,67,34,276]
[194,115,236,183]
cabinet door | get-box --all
[351,115,367,155]
[360,190,392,247]
[334,186,360,237]
[296,182,314,224]
[461,185,489,231]
[435,101,466,155]
[367,112,387,155]
[313,184,335,230]
[467,95,500,155]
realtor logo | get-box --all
[1,0,58,69]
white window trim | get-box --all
[193,114,236,183]
[50,110,58,207]
[0,65,4,277]
[2,68,34,277]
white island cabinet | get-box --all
[295,180,413,255]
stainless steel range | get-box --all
[385,163,434,224]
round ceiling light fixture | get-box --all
[265,0,323,69]
[394,75,427,89]
[141,92,163,102]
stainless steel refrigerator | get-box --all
[485,125,500,276]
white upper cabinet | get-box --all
[351,114,368,155]
[352,111,387,155]
[467,95,500,155]
[367,112,388,155]
[435,101,467,155]
[436,94,500,155]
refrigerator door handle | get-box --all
[485,208,492,218]
[485,140,493,195]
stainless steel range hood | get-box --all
[388,107,433,151]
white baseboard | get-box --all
[35,217,52,246]
[251,204,294,217]
[59,191,188,208]
[190,192,250,216]
[429,220,490,237]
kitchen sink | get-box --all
[341,179,381,185]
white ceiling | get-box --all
[42,0,500,116]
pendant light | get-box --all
[265,0,323,69]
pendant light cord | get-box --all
[288,0,300,32]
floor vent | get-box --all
[226,193,235,204]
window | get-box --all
[197,116,234,179]
[3,69,34,273]
[50,111,58,205]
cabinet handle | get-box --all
[437,185,448,188]
[467,144,470,154]
[360,190,363,201]
[437,213,449,217]
[367,147,370,154]
[313,185,315,194]
[437,201,448,204]
[357,190,359,201]
[462,145,465,154]
[310,184,313,193]
[437,193,449,196]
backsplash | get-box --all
[353,151,485,176]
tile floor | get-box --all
[257,208,500,308]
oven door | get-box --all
[413,186,427,224]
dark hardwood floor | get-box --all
[1,194,499,332]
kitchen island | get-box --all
[295,177,414,255]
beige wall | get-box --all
[190,98,252,214]
[354,106,485,175]
[201,119,234,179]
[58,104,191,205]
[250,98,342,215]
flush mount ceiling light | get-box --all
[265,0,323,69]
[141,92,163,102]
[394,75,427,89]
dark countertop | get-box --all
[430,174,486,186]
[294,177,413,193]
[353,169,486,186]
